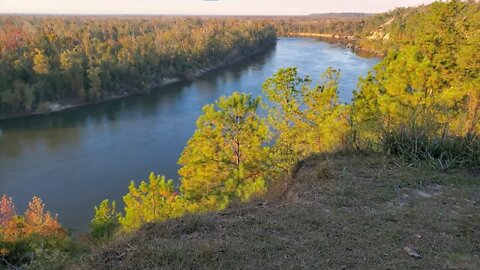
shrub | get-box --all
[119,173,184,232]
[90,200,120,239]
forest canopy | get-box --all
[0,17,276,115]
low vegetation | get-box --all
[0,196,79,268]
[76,154,480,269]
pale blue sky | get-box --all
[1,0,438,15]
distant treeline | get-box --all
[268,17,367,37]
[0,17,276,116]
[272,13,375,37]
[308,13,375,18]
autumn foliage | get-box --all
[0,195,18,244]
[0,195,65,256]
[23,197,65,237]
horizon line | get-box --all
[0,12,379,17]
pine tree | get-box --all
[119,173,182,232]
[32,49,50,75]
[263,68,348,176]
[352,0,480,145]
[0,195,15,228]
[87,66,102,101]
[23,197,65,237]
[178,92,270,210]
[90,199,119,239]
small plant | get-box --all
[119,173,184,232]
[90,200,120,239]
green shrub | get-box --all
[90,199,120,240]
[0,234,80,268]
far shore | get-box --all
[0,36,381,121]
[0,41,276,121]
[282,32,384,57]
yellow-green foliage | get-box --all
[91,72,353,233]
[353,1,479,144]
[179,92,270,210]
[263,67,349,174]
[119,173,186,232]
[90,200,119,239]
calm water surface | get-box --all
[0,38,379,232]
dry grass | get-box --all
[73,154,480,269]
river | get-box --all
[0,38,379,232]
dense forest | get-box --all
[0,17,276,116]
[270,16,367,38]
[269,0,480,54]
[1,0,479,268]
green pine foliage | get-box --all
[119,173,186,232]
[178,92,270,210]
[352,0,480,168]
[92,71,350,234]
[262,67,348,176]
[90,200,119,239]
[86,0,478,237]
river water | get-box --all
[0,38,379,232]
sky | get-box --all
[0,0,439,15]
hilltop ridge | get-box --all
[77,154,480,269]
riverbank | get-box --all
[73,153,480,269]
[282,32,384,57]
[0,41,276,121]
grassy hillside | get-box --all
[76,154,479,269]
